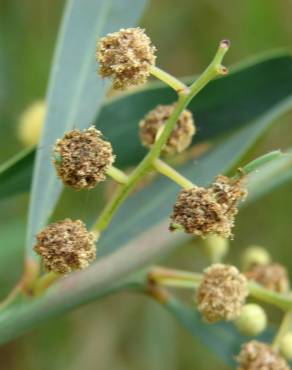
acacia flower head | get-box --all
[245,263,289,293]
[34,219,97,274]
[53,126,114,190]
[139,104,195,155]
[96,27,156,90]
[170,175,247,238]
[237,341,290,370]
[196,264,248,323]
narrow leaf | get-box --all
[26,0,147,257]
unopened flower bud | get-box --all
[235,304,267,336]
[170,175,247,238]
[18,100,46,147]
[237,341,289,370]
[245,263,289,293]
[196,264,248,323]
[53,126,114,190]
[280,332,292,360]
[96,27,156,90]
[201,234,229,262]
[241,246,271,271]
[34,219,97,274]
[139,104,195,155]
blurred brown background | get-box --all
[0,0,292,369]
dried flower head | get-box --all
[96,27,156,90]
[245,263,289,293]
[170,175,247,238]
[211,174,247,208]
[18,100,46,147]
[53,126,114,190]
[139,104,195,155]
[34,219,97,274]
[196,264,248,323]
[237,341,290,370]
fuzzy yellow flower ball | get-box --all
[18,100,46,147]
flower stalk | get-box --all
[147,266,292,312]
[106,166,129,184]
[150,65,189,94]
[153,158,195,189]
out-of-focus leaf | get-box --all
[163,297,274,367]
[0,148,33,200]
[26,0,147,258]
[246,149,292,203]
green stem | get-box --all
[148,267,292,311]
[150,66,189,94]
[33,272,61,297]
[272,311,292,350]
[106,166,129,184]
[93,40,229,233]
[149,266,202,285]
[187,40,229,102]
[248,282,292,311]
[153,158,195,189]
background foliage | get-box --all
[0,0,292,369]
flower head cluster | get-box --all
[34,219,97,274]
[53,126,114,190]
[170,175,247,238]
[139,104,195,155]
[245,263,289,293]
[96,27,156,90]
[196,264,248,323]
[237,341,290,370]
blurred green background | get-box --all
[0,0,292,369]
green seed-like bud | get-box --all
[280,332,292,360]
[235,304,267,336]
[241,246,271,271]
[201,234,229,262]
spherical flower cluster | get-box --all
[245,263,289,293]
[34,219,97,274]
[139,104,195,155]
[170,175,247,238]
[18,100,46,147]
[96,27,156,90]
[237,341,290,370]
[53,126,114,190]
[196,264,248,323]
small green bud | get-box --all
[280,332,292,360]
[241,246,271,271]
[235,303,267,336]
[201,234,229,262]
